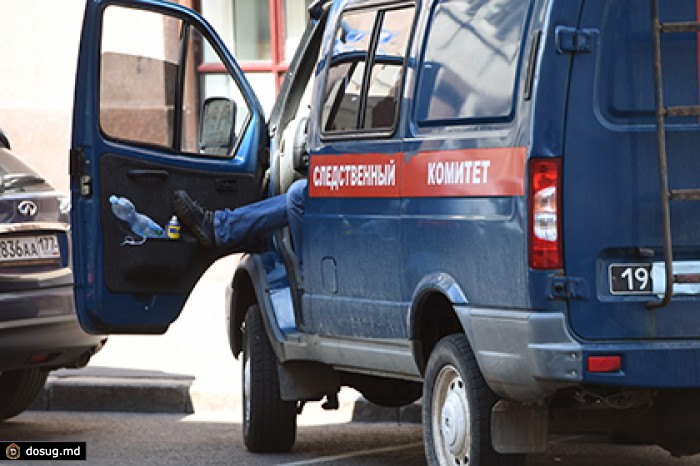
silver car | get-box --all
[0,129,104,421]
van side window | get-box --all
[415,0,531,124]
[363,8,414,130]
[321,5,415,135]
[321,9,374,132]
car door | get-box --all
[71,0,267,334]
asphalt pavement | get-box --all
[31,255,420,425]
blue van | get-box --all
[71,0,700,464]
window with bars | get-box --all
[198,0,312,113]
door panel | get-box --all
[71,0,266,334]
[99,153,260,295]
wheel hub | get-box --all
[442,387,467,454]
[243,355,251,425]
[433,365,471,465]
[441,380,468,456]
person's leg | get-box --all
[214,194,289,246]
[175,180,306,257]
[286,179,307,271]
[174,190,289,248]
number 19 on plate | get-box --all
[609,263,653,295]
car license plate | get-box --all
[609,263,653,295]
[0,234,60,266]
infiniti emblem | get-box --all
[17,200,38,217]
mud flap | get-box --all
[278,360,340,402]
[492,400,548,454]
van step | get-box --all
[660,21,700,33]
[669,189,700,201]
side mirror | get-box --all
[0,128,11,150]
[199,97,237,156]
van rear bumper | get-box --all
[582,343,700,388]
[457,306,700,402]
[456,307,583,402]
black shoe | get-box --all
[173,190,215,247]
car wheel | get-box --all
[423,334,525,466]
[0,368,48,421]
[242,304,297,452]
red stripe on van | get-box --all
[308,147,527,198]
[402,147,527,198]
[309,153,401,198]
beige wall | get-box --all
[0,0,87,193]
[0,0,281,193]
[0,0,195,193]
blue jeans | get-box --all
[213,179,306,270]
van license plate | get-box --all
[609,264,653,295]
[0,234,60,266]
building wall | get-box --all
[0,0,299,193]
[0,0,87,193]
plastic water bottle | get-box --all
[109,195,165,239]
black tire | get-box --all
[242,304,297,452]
[422,334,525,466]
[0,368,48,421]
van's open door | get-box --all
[70,0,267,334]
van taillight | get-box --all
[529,158,562,269]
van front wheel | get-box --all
[423,334,525,466]
[242,304,297,452]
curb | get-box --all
[30,368,422,424]
[29,368,194,414]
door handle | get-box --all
[216,178,239,192]
[126,169,169,180]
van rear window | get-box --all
[415,0,531,125]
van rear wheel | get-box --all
[423,334,525,466]
[242,304,297,452]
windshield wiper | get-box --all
[0,173,46,192]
